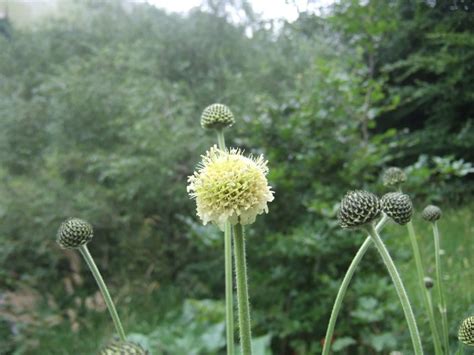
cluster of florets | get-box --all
[381,192,413,225]
[200,103,235,130]
[338,190,381,229]
[382,167,407,187]
[187,146,274,230]
[57,218,93,249]
[421,205,442,222]
[338,190,413,228]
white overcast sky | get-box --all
[142,0,336,21]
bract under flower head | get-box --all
[187,146,274,230]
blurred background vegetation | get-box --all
[0,0,473,354]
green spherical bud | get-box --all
[458,316,474,347]
[100,341,148,355]
[382,167,407,187]
[338,190,381,229]
[200,103,235,130]
[381,192,413,225]
[421,205,442,222]
[56,218,93,249]
[424,276,434,289]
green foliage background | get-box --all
[0,0,472,354]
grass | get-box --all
[385,204,474,354]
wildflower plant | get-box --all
[385,168,445,354]
[323,193,390,355]
[57,218,127,342]
[189,104,274,355]
[323,188,424,355]
[199,103,236,354]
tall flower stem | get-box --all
[366,224,424,355]
[79,245,126,341]
[233,223,252,355]
[225,222,235,355]
[433,221,449,353]
[217,128,235,355]
[322,214,389,355]
[407,221,444,354]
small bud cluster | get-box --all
[381,192,413,225]
[423,277,434,289]
[338,190,381,229]
[338,189,415,228]
[382,167,407,187]
[56,218,93,249]
[200,103,235,130]
[421,205,442,222]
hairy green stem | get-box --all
[79,245,126,341]
[233,224,252,355]
[217,128,235,354]
[433,221,449,353]
[366,224,424,355]
[322,214,389,355]
[407,221,444,354]
[217,129,226,151]
[225,222,235,354]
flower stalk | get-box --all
[57,219,126,342]
[224,221,235,355]
[366,223,423,355]
[217,128,235,355]
[79,244,126,342]
[406,221,444,354]
[386,171,441,353]
[322,213,389,355]
[233,223,252,355]
[217,129,226,152]
[433,220,449,353]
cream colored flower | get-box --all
[187,146,274,230]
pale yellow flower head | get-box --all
[187,146,274,230]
